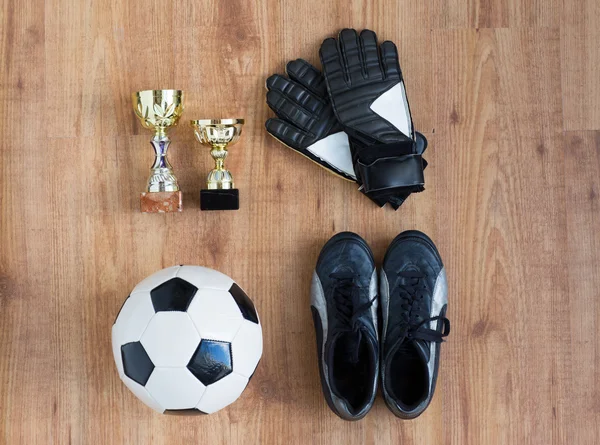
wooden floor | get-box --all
[1,0,599,444]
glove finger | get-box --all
[266,90,314,130]
[286,59,327,98]
[339,28,365,85]
[360,29,383,80]
[320,37,347,93]
[265,118,309,149]
[266,73,292,92]
[380,40,402,80]
[266,75,324,116]
[265,74,290,97]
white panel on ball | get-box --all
[140,313,200,367]
[188,288,244,320]
[111,325,125,377]
[191,316,243,343]
[132,265,180,292]
[112,291,155,344]
[231,321,263,378]
[176,266,234,291]
[188,289,245,341]
[195,372,248,414]
[122,376,164,414]
[146,367,206,410]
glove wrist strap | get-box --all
[352,141,425,194]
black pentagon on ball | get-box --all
[150,277,198,312]
[121,341,154,386]
[229,283,258,324]
[164,408,207,416]
[187,339,232,385]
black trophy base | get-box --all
[200,189,239,211]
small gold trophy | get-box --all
[190,119,244,210]
[132,89,184,213]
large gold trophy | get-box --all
[190,119,244,211]
[132,89,184,213]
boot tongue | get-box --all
[336,330,364,364]
[412,339,430,363]
[388,336,430,368]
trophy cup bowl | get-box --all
[132,89,184,213]
[190,119,244,211]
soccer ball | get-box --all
[112,265,262,414]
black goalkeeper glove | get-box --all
[265,59,356,182]
[265,58,427,208]
[320,29,426,203]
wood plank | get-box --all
[431,0,561,28]
[563,130,600,445]
[561,0,600,130]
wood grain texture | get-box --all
[561,0,600,130]
[1,0,599,444]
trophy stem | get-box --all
[147,134,180,192]
[207,144,233,189]
[155,127,167,138]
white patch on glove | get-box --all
[306,132,356,179]
[369,82,413,138]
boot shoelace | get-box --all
[329,271,376,363]
[391,270,450,347]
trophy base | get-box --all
[140,191,183,213]
[200,189,239,211]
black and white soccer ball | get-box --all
[112,265,262,415]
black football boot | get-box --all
[310,232,379,420]
[380,230,450,419]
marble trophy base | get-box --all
[200,189,239,211]
[140,191,183,213]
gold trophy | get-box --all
[132,89,184,213]
[190,119,244,210]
